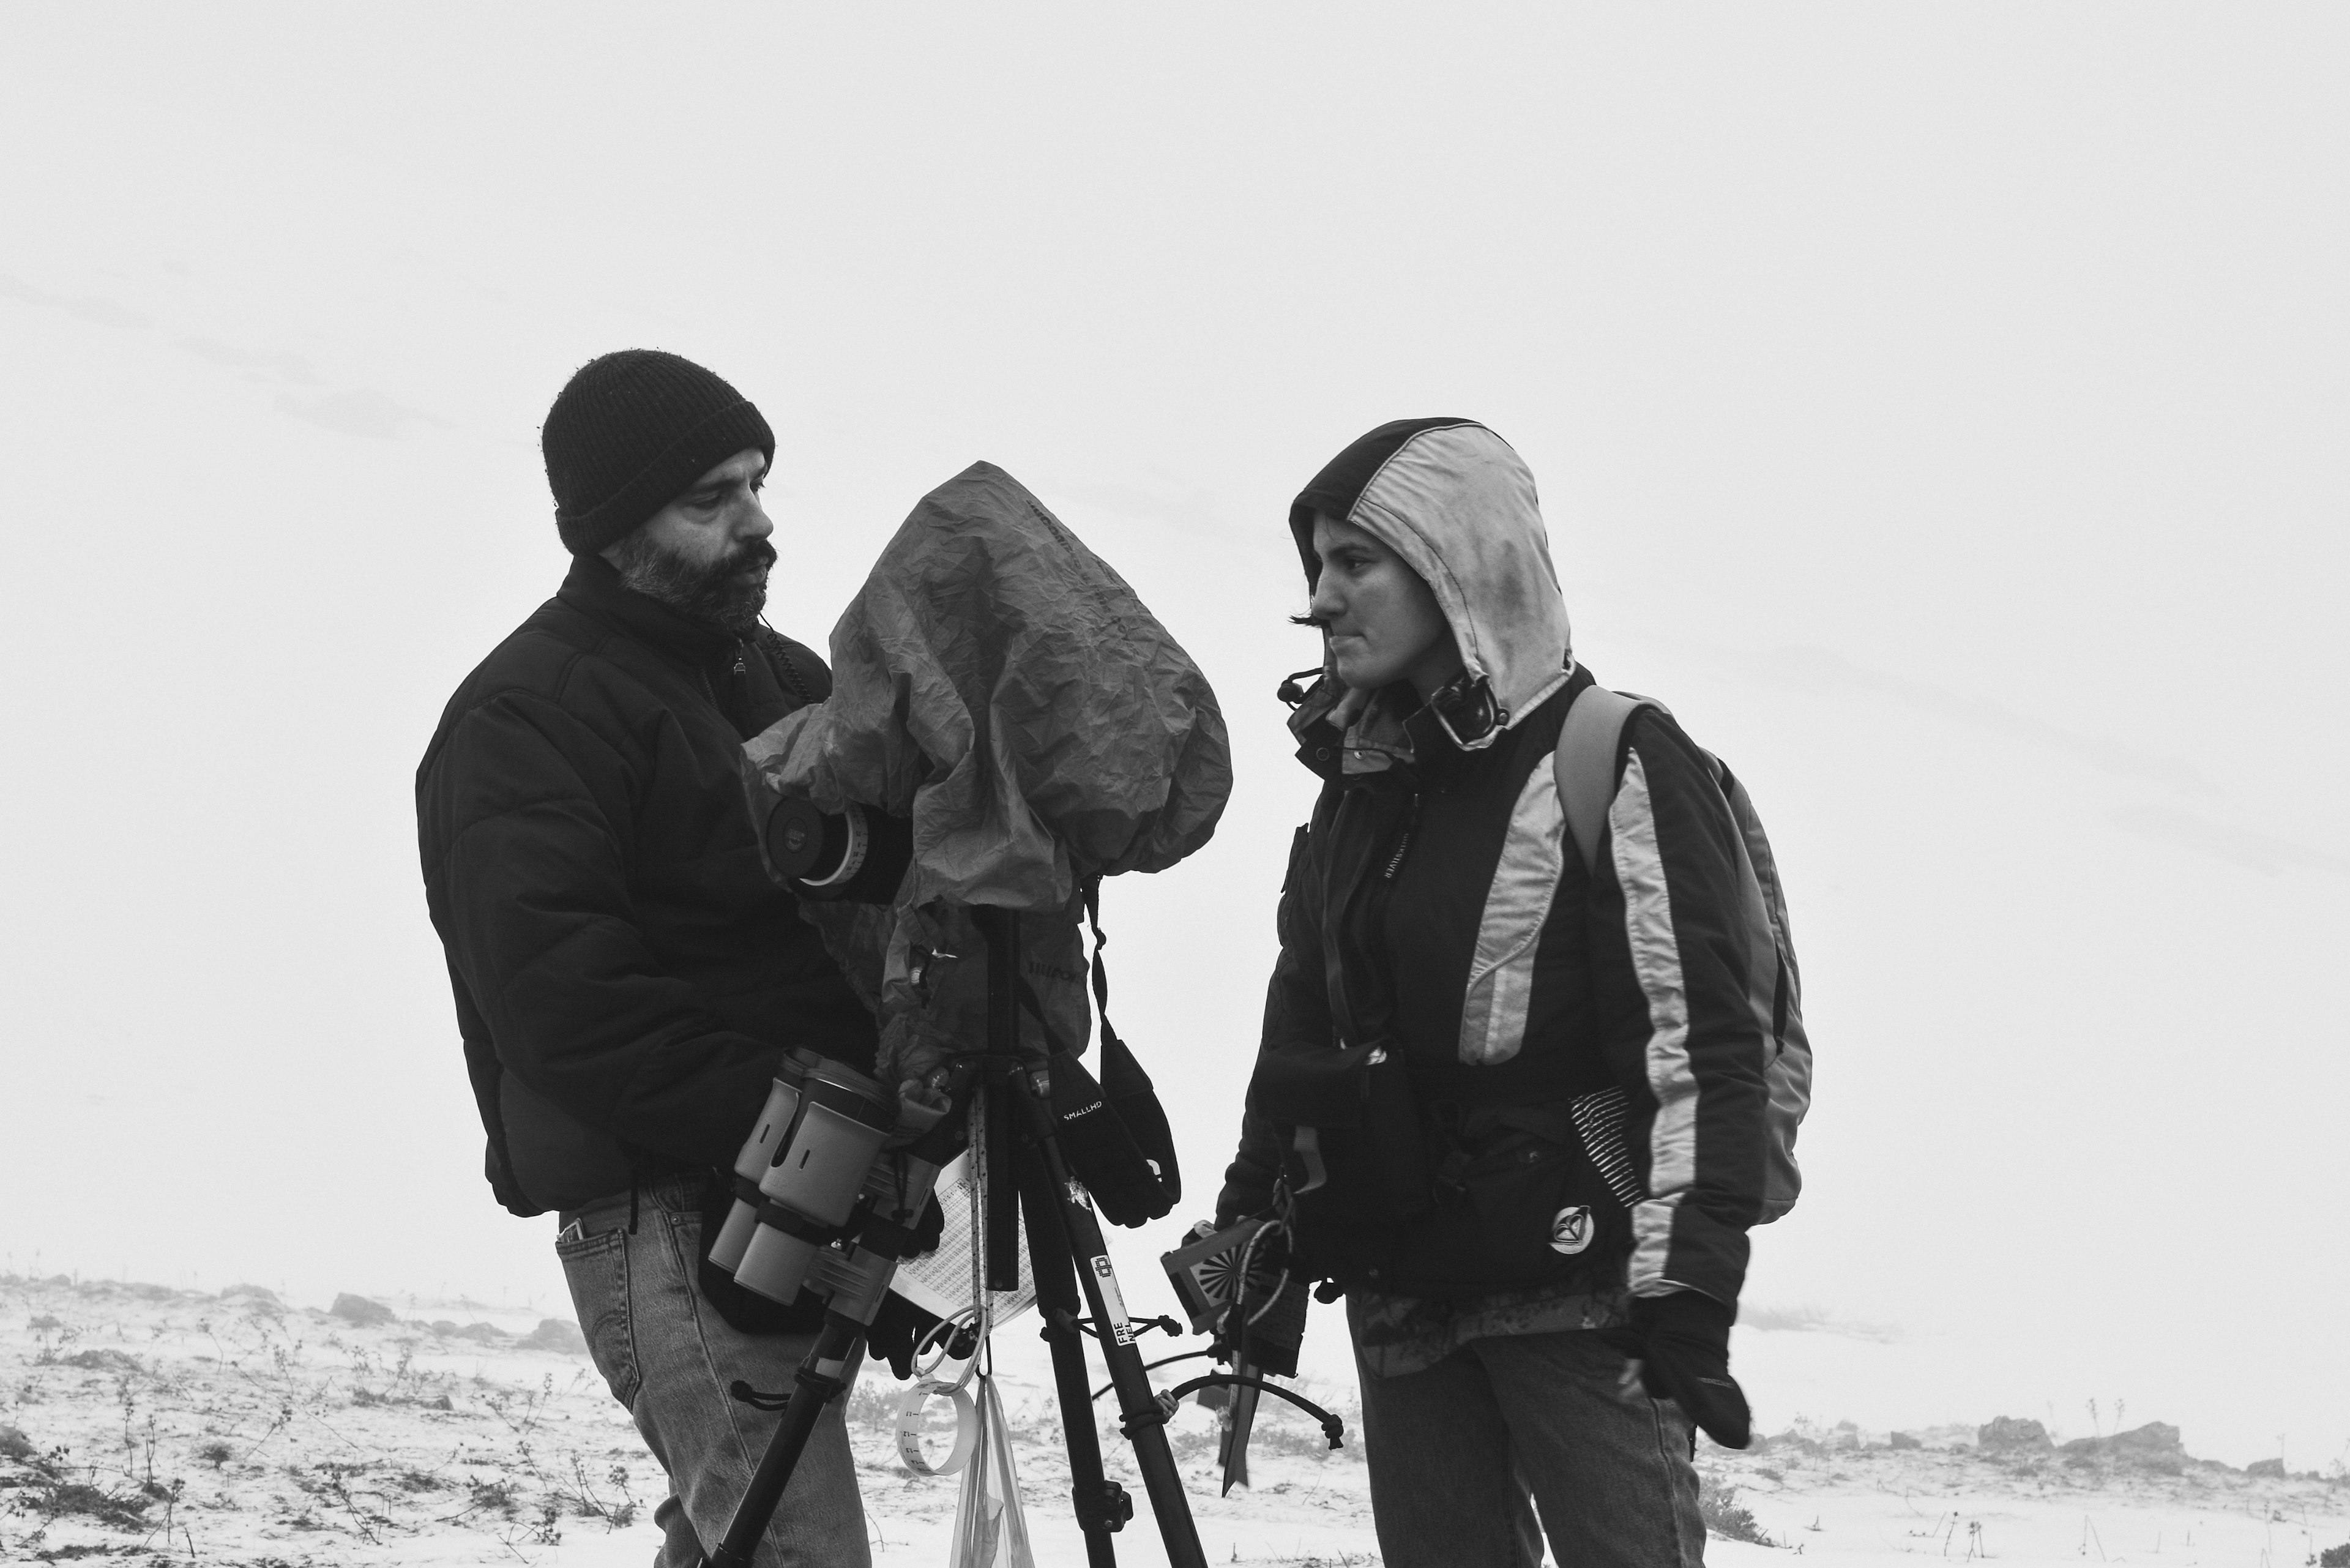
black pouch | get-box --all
[1380,1096,1633,1299]
[1246,1037,1430,1286]
[1031,885,1182,1228]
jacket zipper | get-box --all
[1381,793,1422,881]
[703,646,753,730]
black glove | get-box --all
[1045,1045,1171,1228]
[865,1293,942,1382]
[913,1192,946,1255]
[1605,1291,1751,1450]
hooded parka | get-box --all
[1218,419,1770,1324]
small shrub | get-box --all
[1250,1417,1351,1462]
[843,1381,902,1430]
[2315,1542,2348,1568]
[565,1455,638,1529]
[1697,1473,1774,1546]
[39,1480,152,1529]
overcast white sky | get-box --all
[2,4,2344,1470]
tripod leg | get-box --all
[983,1077,1024,1291]
[705,1313,864,1568]
[978,910,1027,1292]
[1013,1080,1210,1568]
[1018,1147,1127,1568]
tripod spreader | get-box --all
[1058,1309,1186,1343]
[1155,1374,1347,1452]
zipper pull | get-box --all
[724,649,750,724]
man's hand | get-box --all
[866,1293,942,1381]
[1605,1291,1752,1450]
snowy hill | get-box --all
[6,1274,2343,1566]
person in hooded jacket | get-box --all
[1215,419,1774,1567]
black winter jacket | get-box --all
[417,555,878,1216]
[1219,669,1770,1306]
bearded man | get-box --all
[417,350,884,1566]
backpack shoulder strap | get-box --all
[1554,683,1656,878]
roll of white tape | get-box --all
[894,1379,979,1476]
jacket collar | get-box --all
[1287,677,1464,793]
[1288,662,1591,792]
[556,552,742,667]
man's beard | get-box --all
[610,533,777,637]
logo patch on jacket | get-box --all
[1548,1205,1595,1255]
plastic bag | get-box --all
[951,1372,1034,1568]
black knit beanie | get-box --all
[541,349,777,556]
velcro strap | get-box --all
[755,1202,843,1245]
[856,1214,919,1259]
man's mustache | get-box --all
[725,538,778,575]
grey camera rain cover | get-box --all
[741,461,1231,1094]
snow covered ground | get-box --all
[4,1274,2341,1566]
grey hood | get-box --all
[1290,417,1573,749]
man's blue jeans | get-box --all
[558,1175,870,1567]
[1349,1300,1705,1567]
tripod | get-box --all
[707,905,1208,1568]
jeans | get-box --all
[1349,1297,1704,1567]
[557,1175,870,1568]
